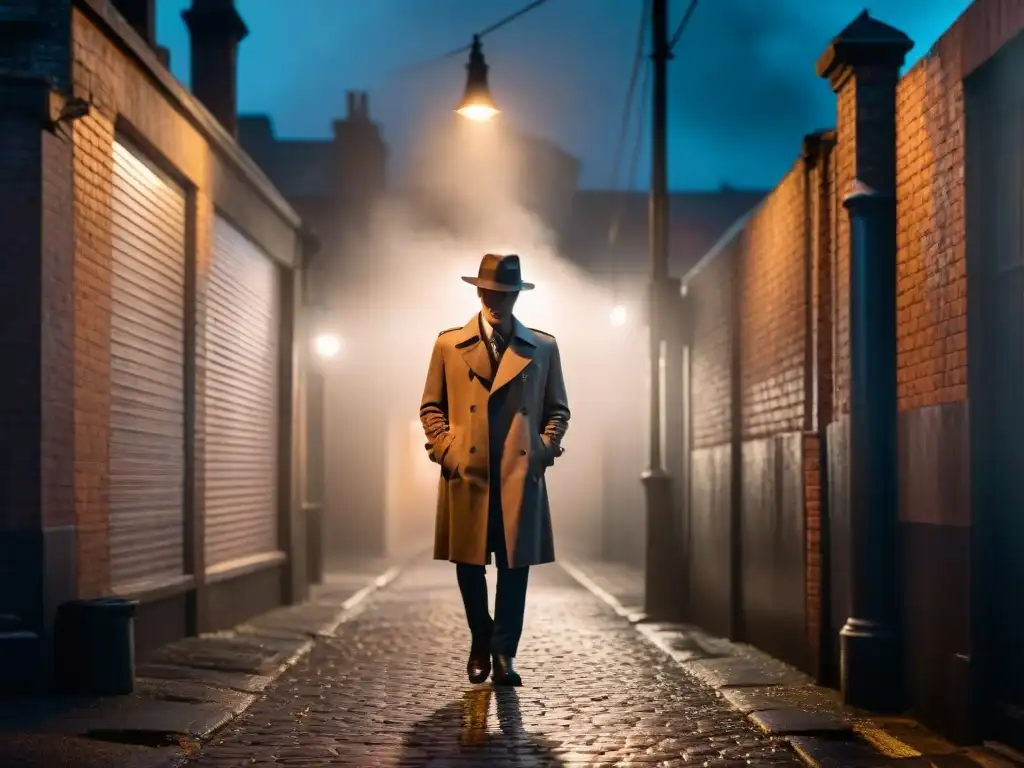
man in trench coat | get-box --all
[420,253,571,686]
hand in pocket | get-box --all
[538,434,557,469]
[441,433,461,479]
[530,434,551,478]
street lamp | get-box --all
[313,332,342,360]
[456,35,500,121]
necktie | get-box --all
[490,330,507,363]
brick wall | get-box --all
[890,0,1024,740]
[685,144,827,675]
[689,245,736,450]
[68,1,301,600]
[0,6,80,643]
[0,84,45,534]
[41,127,77,532]
[739,163,809,439]
[689,161,812,450]
[811,135,835,431]
[0,81,49,634]
[803,432,822,669]
[0,1,71,87]
[804,138,833,679]
[891,0,1024,411]
[824,0,1024,416]
[0,4,74,537]
[895,61,966,412]
[70,98,114,598]
[682,0,1024,732]
[832,86,855,417]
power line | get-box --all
[607,60,650,259]
[626,62,651,197]
[668,0,698,53]
[398,0,557,74]
[477,0,555,41]
[609,0,650,196]
[607,0,651,255]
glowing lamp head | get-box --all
[313,332,342,360]
[457,103,499,122]
[456,35,500,122]
[610,305,628,327]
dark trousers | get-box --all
[455,477,530,657]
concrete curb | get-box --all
[558,560,645,623]
[559,560,1012,768]
[319,564,405,638]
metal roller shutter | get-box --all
[109,141,187,592]
[204,216,281,570]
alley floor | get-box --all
[184,558,802,767]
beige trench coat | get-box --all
[420,315,571,567]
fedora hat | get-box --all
[461,253,535,292]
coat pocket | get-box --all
[526,433,546,480]
[440,432,462,479]
[534,433,557,469]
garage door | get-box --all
[109,140,187,592]
[204,216,281,570]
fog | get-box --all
[318,114,649,568]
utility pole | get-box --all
[643,0,682,620]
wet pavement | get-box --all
[0,557,406,768]
[184,559,801,767]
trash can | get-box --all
[54,597,139,696]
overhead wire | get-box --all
[668,0,699,53]
[606,0,652,283]
[395,0,557,76]
[606,0,698,300]
[626,63,651,200]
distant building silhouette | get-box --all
[237,106,766,288]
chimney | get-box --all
[344,92,371,121]
[182,0,249,137]
[331,90,388,219]
[112,0,156,48]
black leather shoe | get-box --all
[491,653,522,686]
[467,648,491,684]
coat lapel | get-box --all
[490,320,536,395]
[455,316,493,385]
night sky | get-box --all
[156,0,971,191]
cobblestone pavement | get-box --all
[185,558,801,767]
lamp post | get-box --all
[641,0,684,621]
[305,303,343,586]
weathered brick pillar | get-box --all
[0,18,76,686]
[817,12,912,711]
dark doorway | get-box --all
[965,29,1024,751]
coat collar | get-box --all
[450,314,537,347]
[454,314,537,394]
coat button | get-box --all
[520,407,528,415]
[470,405,476,413]
[469,446,476,454]
[519,449,526,456]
